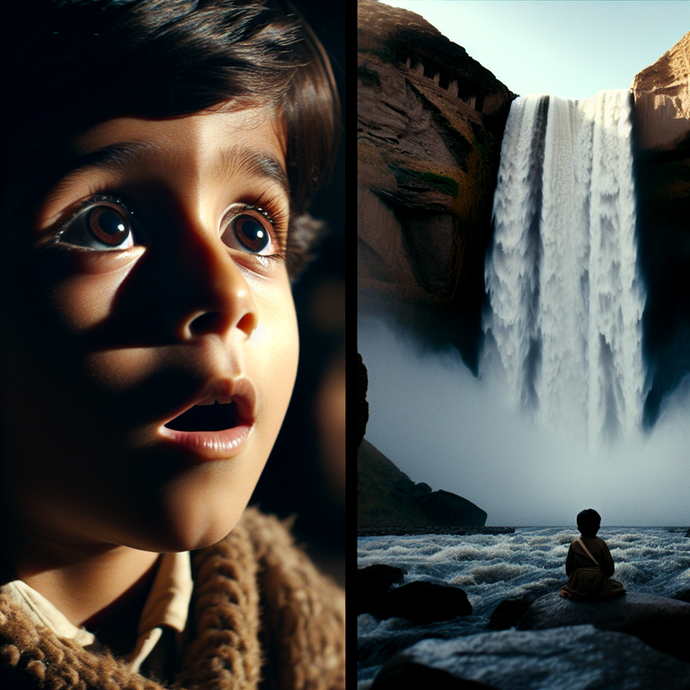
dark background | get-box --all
[250,0,347,584]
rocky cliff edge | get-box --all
[358,438,487,529]
[632,31,690,152]
[357,0,515,370]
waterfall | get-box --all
[485,90,645,444]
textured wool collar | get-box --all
[0,508,345,690]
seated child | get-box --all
[0,1,344,688]
[559,509,626,601]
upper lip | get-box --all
[163,376,257,428]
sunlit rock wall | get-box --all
[357,0,515,369]
[633,31,689,152]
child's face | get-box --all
[1,106,299,553]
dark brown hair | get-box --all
[576,508,601,537]
[0,0,339,275]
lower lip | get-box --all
[157,424,252,462]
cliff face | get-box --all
[357,0,515,370]
[358,439,487,528]
[631,31,690,426]
[632,31,690,152]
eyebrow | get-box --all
[216,145,289,198]
[47,141,290,202]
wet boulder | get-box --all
[358,564,406,616]
[488,583,565,630]
[518,592,690,662]
[371,625,690,690]
[673,588,690,604]
[372,657,497,690]
[487,596,535,631]
[378,581,472,624]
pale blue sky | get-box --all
[379,1,689,100]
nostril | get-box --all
[188,311,227,337]
[186,310,256,338]
[236,312,257,337]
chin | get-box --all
[108,444,268,553]
[122,519,242,555]
[155,506,247,554]
[103,489,248,554]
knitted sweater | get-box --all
[0,508,345,690]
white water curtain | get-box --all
[485,91,645,444]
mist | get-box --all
[358,314,690,527]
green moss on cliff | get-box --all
[419,172,459,197]
[471,120,495,166]
[389,165,459,198]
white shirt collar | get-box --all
[1,551,193,673]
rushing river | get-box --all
[358,526,690,687]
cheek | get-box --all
[47,268,132,332]
[254,291,300,430]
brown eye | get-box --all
[233,214,271,253]
[53,196,140,251]
[221,205,277,256]
[88,206,132,247]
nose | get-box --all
[170,231,259,342]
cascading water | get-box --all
[485,90,645,444]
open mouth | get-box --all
[164,401,239,432]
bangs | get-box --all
[1,0,339,218]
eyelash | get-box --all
[49,192,289,261]
[50,193,137,251]
[228,193,289,263]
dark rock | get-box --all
[390,479,433,502]
[672,588,690,604]
[390,476,432,503]
[686,527,690,538]
[358,439,436,527]
[518,591,690,662]
[358,439,431,527]
[372,657,497,690]
[358,439,487,529]
[488,583,565,630]
[420,490,487,527]
[357,353,369,447]
[374,625,690,690]
[487,597,535,631]
[379,581,472,624]
[358,564,405,615]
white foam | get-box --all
[358,527,689,685]
[486,91,644,444]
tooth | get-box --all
[197,396,233,406]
